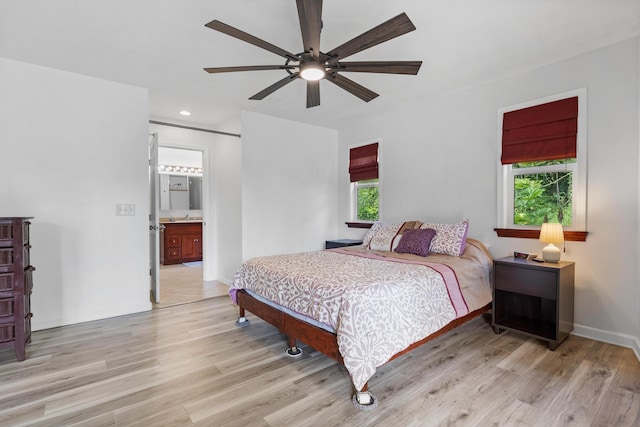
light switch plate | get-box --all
[116,203,135,216]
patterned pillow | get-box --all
[368,222,405,251]
[361,221,385,247]
[420,219,469,256]
[394,228,437,257]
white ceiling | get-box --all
[1,1,639,133]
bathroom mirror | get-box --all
[159,174,202,211]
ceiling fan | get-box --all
[203,0,422,108]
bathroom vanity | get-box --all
[160,221,203,265]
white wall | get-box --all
[148,123,242,284]
[337,37,640,355]
[241,111,339,260]
[0,57,151,330]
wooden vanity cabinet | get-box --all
[160,222,202,265]
[0,217,35,361]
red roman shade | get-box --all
[501,97,578,165]
[349,142,378,182]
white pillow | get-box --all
[368,222,405,252]
[361,221,385,248]
[420,219,469,256]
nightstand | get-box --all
[325,239,363,249]
[492,256,575,350]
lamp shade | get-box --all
[539,222,564,262]
[539,222,564,244]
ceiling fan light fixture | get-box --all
[300,61,325,81]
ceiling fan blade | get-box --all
[326,73,379,102]
[332,61,422,75]
[204,65,296,74]
[296,0,323,58]
[306,80,320,108]
[205,20,298,61]
[249,73,300,100]
[326,13,416,63]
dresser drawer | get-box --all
[24,292,31,317]
[22,221,30,245]
[494,264,557,300]
[0,249,12,267]
[0,223,12,242]
[0,323,15,343]
[0,273,13,292]
[23,245,30,267]
[24,314,31,343]
[24,267,34,293]
[0,297,13,318]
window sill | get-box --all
[494,228,587,242]
[346,222,374,229]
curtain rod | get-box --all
[149,120,241,138]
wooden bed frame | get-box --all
[235,289,491,408]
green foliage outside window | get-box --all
[357,180,379,221]
[513,160,574,226]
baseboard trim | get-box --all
[217,276,232,286]
[572,323,640,362]
[33,301,153,332]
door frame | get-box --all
[153,141,211,284]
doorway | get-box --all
[152,146,227,308]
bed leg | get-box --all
[352,383,378,410]
[285,336,303,358]
[235,308,250,327]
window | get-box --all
[510,159,575,226]
[349,142,379,222]
[353,179,379,221]
[498,90,587,233]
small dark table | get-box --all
[325,239,363,249]
[492,256,575,350]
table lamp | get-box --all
[539,222,564,263]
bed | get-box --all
[229,220,493,409]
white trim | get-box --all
[637,40,640,363]
[497,88,588,230]
[572,324,640,362]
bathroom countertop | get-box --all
[159,217,203,224]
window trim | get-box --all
[497,88,588,236]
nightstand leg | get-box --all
[492,326,505,334]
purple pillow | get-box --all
[394,228,437,257]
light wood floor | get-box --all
[0,297,639,426]
[154,263,229,308]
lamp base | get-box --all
[542,243,561,263]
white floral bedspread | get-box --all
[229,246,489,391]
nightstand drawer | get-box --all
[494,264,556,300]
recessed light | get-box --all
[180,110,191,116]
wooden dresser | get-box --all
[160,222,203,265]
[0,217,35,361]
